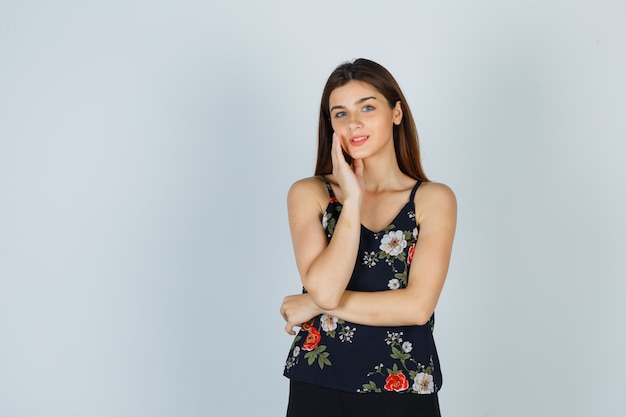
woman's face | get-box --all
[328,80,402,161]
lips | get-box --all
[349,135,369,146]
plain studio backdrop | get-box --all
[1,1,625,416]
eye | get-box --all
[334,111,347,118]
[363,105,375,112]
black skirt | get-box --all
[286,380,442,417]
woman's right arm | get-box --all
[287,178,360,310]
[288,134,363,310]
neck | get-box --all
[360,154,410,192]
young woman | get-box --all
[280,58,456,417]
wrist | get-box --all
[340,197,362,211]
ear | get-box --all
[393,101,403,125]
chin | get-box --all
[346,149,372,161]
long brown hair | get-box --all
[314,58,428,182]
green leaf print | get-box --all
[318,351,331,369]
[304,345,332,368]
[387,363,400,375]
[390,346,411,362]
[361,381,382,393]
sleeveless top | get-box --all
[283,176,442,394]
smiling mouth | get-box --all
[350,135,368,143]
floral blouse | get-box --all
[284,176,442,394]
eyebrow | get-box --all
[330,96,377,113]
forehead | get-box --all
[328,80,382,106]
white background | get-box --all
[1,1,625,416]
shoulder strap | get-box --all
[409,180,422,202]
[319,175,336,199]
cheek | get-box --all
[330,121,351,143]
[336,135,350,151]
[330,118,347,132]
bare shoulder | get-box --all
[416,182,456,202]
[288,176,329,199]
[288,176,330,213]
[414,182,457,223]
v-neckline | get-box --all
[321,176,420,235]
[325,199,413,235]
[360,200,412,234]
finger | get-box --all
[352,158,363,176]
[332,133,345,159]
[332,133,350,173]
[331,133,340,166]
[284,322,296,335]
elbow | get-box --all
[412,315,432,326]
[318,300,341,311]
[402,291,437,326]
[312,294,342,311]
[306,289,342,311]
[409,307,434,326]
[302,275,344,311]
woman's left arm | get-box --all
[281,183,456,330]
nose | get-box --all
[348,113,362,130]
